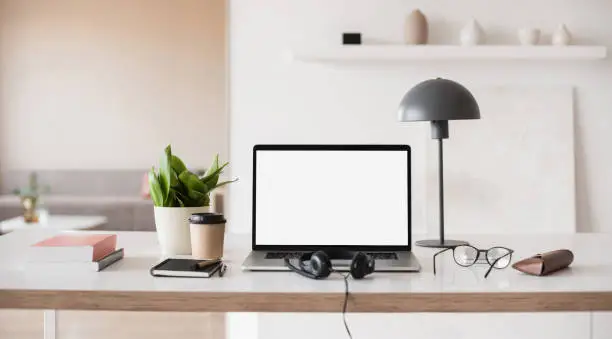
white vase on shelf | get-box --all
[518,28,541,45]
[552,24,572,46]
[460,19,485,46]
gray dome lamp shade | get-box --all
[397,78,481,248]
[398,78,480,139]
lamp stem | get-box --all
[438,138,445,245]
[415,122,468,248]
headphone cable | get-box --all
[334,271,353,339]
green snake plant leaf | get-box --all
[172,189,186,207]
[204,154,220,177]
[211,178,239,190]
[173,189,190,207]
[174,187,206,207]
[203,194,210,206]
[187,189,207,205]
[148,168,163,207]
[200,162,229,187]
[163,146,179,186]
[178,170,208,194]
[158,146,172,200]
[170,155,187,175]
[202,154,222,187]
[164,189,178,207]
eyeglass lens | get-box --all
[453,246,478,266]
[486,247,512,268]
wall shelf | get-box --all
[288,45,607,62]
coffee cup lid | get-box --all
[190,213,226,224]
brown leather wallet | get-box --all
[512,249,574,276]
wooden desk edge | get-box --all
[1,290,612,312]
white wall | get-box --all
[228,0,612,234]
[0,0,228,170]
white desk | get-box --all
[0,230,611,313]
[0,215,107,233]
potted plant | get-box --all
[149,145,236,255]
[13,173,50,223]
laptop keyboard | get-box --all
[367,252,398,260]
[265,252,398,260]
[265,252,304,259]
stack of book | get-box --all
[27,234,124,271]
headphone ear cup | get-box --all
[365,254,375,275]
[350,252,375,279]
[310,251,332,278]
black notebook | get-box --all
[150,258,222,278]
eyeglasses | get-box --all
[433,245,514,278]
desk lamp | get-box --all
[398,78,481,248]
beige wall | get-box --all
[0,0,227,170]
[0,310,225,339]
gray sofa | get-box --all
[0,195,155,231]
[0,170,224,232]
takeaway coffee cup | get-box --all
[189,213,226,259]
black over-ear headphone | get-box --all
[284,250,375,280]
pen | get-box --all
[218,263,227,277]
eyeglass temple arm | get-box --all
[484,250,514,279]
[433,247,453,275]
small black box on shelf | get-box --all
[342,33,361,45]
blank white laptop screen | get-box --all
[254,148,410,247]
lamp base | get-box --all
[415,239,469,248]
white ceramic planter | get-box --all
[154,206,210,256]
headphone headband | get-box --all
[285,250,375,280]
[284,257,320,279]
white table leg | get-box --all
[43,310,56,339]
[226,313,258,339]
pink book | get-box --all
[29,234,117,263]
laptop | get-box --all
[241,145,420,272]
